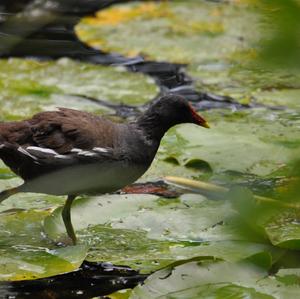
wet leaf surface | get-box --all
[264,209,300,249]
[0,0,299,297]
[77,1,300,108]
[130,260,300,299]
[44,193,283,273]
[0,210,87,280]
[0,58,157,120]
[77,1,257,65]
[157,109,300,178]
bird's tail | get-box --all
[0,187,19,203]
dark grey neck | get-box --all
[135,111,170,142]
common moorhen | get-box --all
[0,94,209,244]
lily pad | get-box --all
[44,193,282,273]
[77,1,300,108]
[130,260,268,299]
[0,57,158,120]
[190,62,300,108]
[130,260,300,299]
[158,109,300,177]
[252,89,300,110]
[224,182,300,250]
[44,194,234,242]
[77,1,257,64]
[264,209,300,249]
[0,210,87,280]
[276,268,300,286]
[140,157,211,182]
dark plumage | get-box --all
[0,94,209,244]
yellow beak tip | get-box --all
[203,122,210,129]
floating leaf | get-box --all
[44,194,281,273]
[159,109,300,177]
[77,1,254,64]
[0,210,87,280]
[264,209,300,249]
[77,1,300,108]
[0,58,158,120]
[130,260,300,299]
[130,260,268,299]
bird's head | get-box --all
[137,94,209,139]
[147,94,209,127]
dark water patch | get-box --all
[0,261,146,299]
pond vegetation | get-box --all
[0,0,299,298]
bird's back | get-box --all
[0,108,121,180]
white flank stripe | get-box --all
[93,147,109,153]
[77,151,98,157]
[70,148,82,153]
[27,146,57,155]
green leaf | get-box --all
[77,1,256,65]
[78,1,300,109]
[130,260,269,299]
[264,209,300,249]
[0,210,87,280]
[44,194,281,273]
[130,260,300,299]
[159,109,300,177]
[276,268,300,286]
[0,58,158,120]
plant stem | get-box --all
[164,176,300,209]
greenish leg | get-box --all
[62,195,77,245]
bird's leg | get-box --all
[0,187,19,203]
[62,195,77,245]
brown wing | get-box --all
[0,108,120,180]
[0,108,117,153]
[28,108,118,153]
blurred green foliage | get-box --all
[258,0,300,70]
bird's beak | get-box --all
[189,104,210,128]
